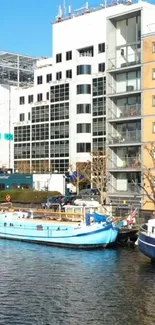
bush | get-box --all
[0,190,61,203]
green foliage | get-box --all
[0,190,61,203]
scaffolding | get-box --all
[0,51,37,87]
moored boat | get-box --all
[138,219,155,260]
[0,211,118,249]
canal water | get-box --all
[0,241,155,325]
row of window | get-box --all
[14,159,69,174]
[76,119,106,135]
[56,43,105,63]
[37,74,52,85]
[20,92,49,105]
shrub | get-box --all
[0,190,61,203]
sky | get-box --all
[0,0,98,58]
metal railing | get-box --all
[108,52,141,70]
[109,183,141,194]
[108,130,141,145]
[109,156,141,169]
[108,104,141,120]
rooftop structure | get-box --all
[0,51,37,87]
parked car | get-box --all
[41,196,64,209]
[79,188,100,196]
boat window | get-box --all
[37,225,43,231]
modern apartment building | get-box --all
[106,1,155,207]
[13,1,155,208]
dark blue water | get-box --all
[0,241,155,325]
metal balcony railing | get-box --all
[109,183,141,194]
[109,156,141,169]
[108,52,141,70]
[108,104,141,120]
[108,130,141,145]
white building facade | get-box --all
[13,1,155,205]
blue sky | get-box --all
[0,0,98,58]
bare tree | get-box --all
[79,150,107,204]
[69,163,88,195]
[136,143,155,209]
[15,161,30,173]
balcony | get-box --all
[108,84,141,97]
[108,183,141,195]
[108,130,141,146]
[108,104,141,121]
[109,156,141,171]
[108,52,141,72]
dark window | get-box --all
[66,70,72,79]
[28,95,33,104]
[66,51,72,61]
[98,63,105,72]
[37,93,43,102]
[77,104,91,114]
[93,97,106,116]
[50,121,69,139]
[46,92,49,100]
[93,117,106,136]
[98,43,105,53]
[50,83,69,103]
[56,72,62,81]
[78,46,94,57]
[51,102,69,121]
[14,125,30,142]
[32,105,49,123]
[32,124,49,141]
[77,143,91,153]
[77,65,91,75]
[19,96,25,105]
[28,112,30,120]
[56,53,62,63]
[46,74,52,83]
[37,76,43,85]
[50,140,69,158]
[77,124,91,133]
[19,113,25,122]
[93,77,106,96]
[77,84,91,95]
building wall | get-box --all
[33,174,65,194]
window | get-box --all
[56,53,62,63]
[46,73,52,83]
[98,43,105,53]
[98,63,105,72]
[93,77,106,96]
[56,71,62,81]
[19,96,25,105]
[77,143,91,153]
[78,46,94,57]
[37,76,43,85]
[152,96,155,106]
[28,112,30,120]
[77,104,91,114]
[153,122,155,133]
[32,105,49,123]
[77,84,91,95]
[93,97,106,116]
[66,69,72,79]
[77,124,91,133]
[66,51,72,61]
[77,65,91,75]
[28,95,33,104]
[37,93,43,102]
[153,69,155,80]
[153,42,155,53]
[51,103,69,121]
[46,92,49,100]
[19,113,25,122]
[50,83,69,103]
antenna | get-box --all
[63,0,66,16]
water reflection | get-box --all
[0,241,154,325]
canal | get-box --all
[0,241,155,325]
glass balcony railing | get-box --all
[108,104,141,120]
[108,52,141,70]
[108,83,141,96]
[109,183,141,194]
[109,156,141,169]
[108,130,141,145]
